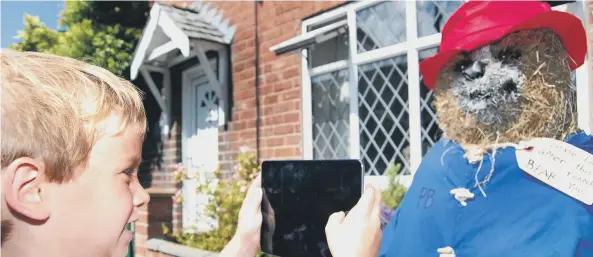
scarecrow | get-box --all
[379,1,593,256]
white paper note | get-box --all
[515,138,593,205]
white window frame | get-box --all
[300,0,591,182]
[301,1,445,177]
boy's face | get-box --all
[3,118,149,257]
[45,122,149,257]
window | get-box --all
[311,69,350,159]
[301,1,464,177]
[273,1,590,179]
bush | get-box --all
[163,149,260,252]
[380,161,408,229]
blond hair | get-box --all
[1,50,147,183]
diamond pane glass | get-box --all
[311,69,350,160]
[417,1,463,38]
[358,56,410,175]
[356,2,406,53]
[419,47,442,156]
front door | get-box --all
[181,62,220,232]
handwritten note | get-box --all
[516,137,593,205]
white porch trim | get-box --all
[130,4,162,81]
[194,43,223,106]
[148,41,179,61]
[131,4,191,81]
[131,3,235,128]
[158,9,191,58]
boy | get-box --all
[1,50,382,257]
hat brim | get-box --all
[420,10,587,90]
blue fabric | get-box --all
[379,132,593,257]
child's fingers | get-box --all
[239,173,263,216]
[370,186,383,223]
[240,184,263,217]
[252,172,262,188]
[350,184,376,218]
[325,211,346,237]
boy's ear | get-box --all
[2,158,50,221]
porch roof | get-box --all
[130,2,236,80]
[159,4,229,45]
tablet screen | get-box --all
[260,160,363,257]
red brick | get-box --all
[284,112,300,123]
[274,147,296,158]
[240,109,256,120]
[274,80,293,92]
[286,135,301,145]
[263,94,279,105]
[240,129,255,139]
[282,89,301,100]
[274,124,294,135]
[245,119,256,129]
[260,84,275,95]
[264,73,280,84]
[272,114,285,124]
[265,137,284,147]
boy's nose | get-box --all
[133,182,150,207]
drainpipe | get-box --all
[254,1,262,163]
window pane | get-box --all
[310,33,349,68]
[416,0,463,38]
[419,47,443,156]
[564,2,585,24]
[311,69,350,159]
[356,2,406,53]
[308,17,349,68]
[358,56,410,175]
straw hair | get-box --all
[433,29,578,151]
[1,49,147,183]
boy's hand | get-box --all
[220,173,263,257]
[325,184,383,257]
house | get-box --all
[128,1,591,256]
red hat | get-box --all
[419,0,586,90]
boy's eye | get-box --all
[123,168,136,176]
[122,168,137,184]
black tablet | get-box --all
[260,159,364,257]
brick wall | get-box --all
[199,0,345,162]
[135,1,345,256]
[135,188,176,257]
[145,0,347,182]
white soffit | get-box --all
[269,19,348,56]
